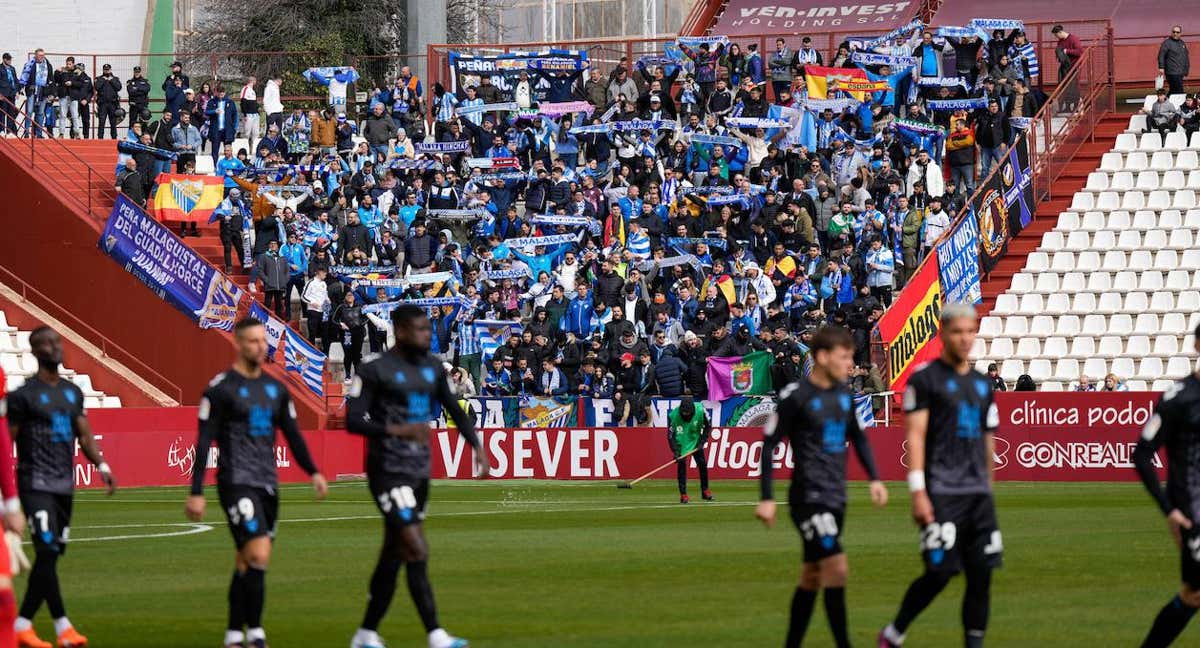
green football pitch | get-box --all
[14,480,1191,647]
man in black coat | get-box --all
[94,64,122,139]
[126,66,151,124]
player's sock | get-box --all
[824,587,850,648]
[893,571,951,634]
[18,551,58,621]
[51,617,71,635]
[228,570,247,632]
[405,561,440,633]
[13,617,31,632]
[362,556,402,631]
[962,566,991,648]
[246,627,266,642]
[880,624,906,646]
[242,567,266,630]
[785,586,818,648]
[352,628,382,647]
[223,629,245,647]
[0,590,17,648]
[1141,595,1198,648]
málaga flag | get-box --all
[152,173,224,222]
[706,350,773,401]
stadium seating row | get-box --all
[978,313,1199,338]
[1055,209,1200,231]
[1085,170,1200,192]
[978,355,1195,385]
[977,334,1196,361]
[1009,269,1200,294]
[1040,229,1195,251]
[1069,189,1197,212]
[1113,131,1199,153]
[0,313,122,408]
[993,290,1200,316]
[1099,151,1199,173]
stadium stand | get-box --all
[0,312,122,407]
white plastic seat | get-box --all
[1186,210,1200,228]
[1153,379,1178,391]
[1076,251,1101,272]
[1143,229,1168,250]
[1161,209,1184,228]
[1163,171,1186,191]
[1135,171,1160,191]
[1095,335,1124,358]
[989,337,1014,358]
[101,396,122,408]
[1015,338,1041,360]
[1131,210,1158,230]
[1032,273,1059,293]
[1139,271,1165,292]
[1148,147,1171,167]
[1125,151,1149,171]
[1126,335,1152,358]
[1178,150,1200,169]
[1166,270,1191,291]
[1111,357,1136,379]
[1083,358,1109,379]
[0,336,14,354]
[1189,170,1200,189]
[1167,357,1194,378]
[1085,172,1109,191]
[1178,290,1200,312]
[1042,381,1065,391]
[1101,250,1128,272]
[1027,359,1053,382]
[5,375,23,392]
[1181,250,1200,270]
[992,293,1018,316]
[1169,229,1194,250]
[1114,191,1137,211]
[1029,316,1055,337]
[1149,291,1176,313]
[1091,230,1117,250]
[1125,291,1151,313]
[1000,359,1025,383]
[1112,271,1138,293]
[1064,230,1090,251]
[1043,337,1069,358]
[1163,313,1189,335]
[1082,211,1107,231]
[1127,114,1148,133]
[1055,315,1081,337]
[1042,231,1067,251]
[1115,230,1141,251]
[1109,314,1134,336]
[1135,313,1162,335]
[1081,314,1108,337]
[1061,272,1086,294]
[1166,131,1189,152]
[1173,190,1197,210]
[1002,316,1029,337]
[1147,190,1172,210]
[1154,250,1180,272]
[1010,273,1035,294]
[1044,293,1071,315]
[13,332,30,353]
[1069,336,1097,359]
[1153,335,1180,357]
[1017,293,1044,316]
[1099,152,1124,172]
[1126,379,1149,391]
[1114,132,1138,152]
[971,337,987,358]
[1025,252,1049,272]
[1087,272,1114,293]
[1051,251,1077,273]
[0,314,14,334]
[1070,192,1095,211]
[1096,292,1124,314]
[1054,358,1081,381]
[1072,292,1098,315]
[1191,132,1200,150]
[83,396,103,409]
[978,316,1002,338]
[0,354,24,377]
[1130,250,1154,271]
[1110,171,1135,191]
[1056,211,1081,231]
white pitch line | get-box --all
[22,523,215,545]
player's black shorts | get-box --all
[369,475,429,529]
[790,503,846,562]
[1180,526,1200,589]
[920,492,1003,574]
[22,491,72,554]
[218,485,279,549]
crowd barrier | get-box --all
[60,392,1160,488]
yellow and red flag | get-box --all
[804,65,870,101]
[151,173,225,222]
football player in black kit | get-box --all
[185,318,329,648]
[1133,323,1200,647]
[756,326,888,648]
[346,304,489,648]
[878,303,1002,648]
[8,327,115,648]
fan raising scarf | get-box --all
[927,97,988,111]
[938,26,983,39]
[803,98,861,113]
[969,18,1024,31]
[415,141,471,154]
[677,35,730,47]
[484,268,529,281]
[467,156,522,169]
[538,101,595,117]
[531,214,591,227]
[504,233,581,249]
[428,209,487,221]
[918,76,972,91]
[724,117,791,129]
[690,133,743,148]
[850,52,918,68]
[457,101,519,115]
[382,159,443,171]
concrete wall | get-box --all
[5,0,151,86]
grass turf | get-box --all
[12,480,1189,646]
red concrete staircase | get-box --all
[977,113,1130,314]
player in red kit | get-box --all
[0,365,27,648]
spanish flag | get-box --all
[765,254,797,280]
[151,173,225,223]
[804,65,870,101]
[700,273,737,308]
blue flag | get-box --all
[473,320,523,361]
[855,394,876,429]
[283,328,326,397]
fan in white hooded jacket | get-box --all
[740,263,777,307]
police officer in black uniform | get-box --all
[125,66,151,126]
[1134,322,1200,647]
[93,64,121,139]
[757,326,887,648]
[185,318,327,648]
[880,303,1003,648]
[346,304,488,648]
[7,326,115,648]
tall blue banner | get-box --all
[936,214,983,305]
[98,194,243,331]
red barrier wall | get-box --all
[71,408,364,489]
[0,153,326,426]
[430,392,1162,482]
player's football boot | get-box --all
[249,639,267,648]
[350,630,386,648]
[702,489,715,501]
[54,626,87,648]
[431,637,468,648]
[15,628,51,648]
[877,629,901,648]
[679,494,690,504]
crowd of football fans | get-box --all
[7,20,1064,415]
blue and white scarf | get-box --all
[804,98,861,113]
[850,52,918,68]
[706,194,752,208]
[638,254,700,272]
[861,19,925,51]
[969,18,1024,31]
[724,117,791,129]
[428,208,487,221]
[679,185,734,196]
[531,214,591,227]
[677,36,729,48]
[415,140,471,153]
[457,101,520,115]
[668,236,727,250]
[599,104,620,123]
[690,133,743,148]
[918,76,971,91]
[331,264,398,277]
[473,171,528,183]
[382,159,442,170]
[1010,117,1032,130]
[938,26,984,39]
[504,233,581,249]
[484,268,529,281]
[927,97,988,111]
